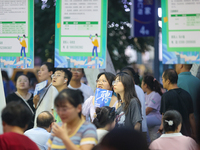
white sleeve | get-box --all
[51,86,59,110]
[82,96,93,117]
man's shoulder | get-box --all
[81,83,92,90]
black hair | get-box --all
[56,68,72,85]
[37,111,54,129]
[54,89,84,118]
[163,110,182,133]
[23,34,26,38]
[1,70,9,81]
[184,64,192,70]
[97,72,115,91]
[93,106,116,128]
[42,62,55,74]
[1,101,32,129]
[115,72,141,112]
[163,69,178,84]
[95,33,98,37]
[121,67,141,85]
[143,75,163,96]
[98,128,149,150]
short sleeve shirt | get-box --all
[145,91,162,120]
[116,98,142,128]
[47,120,97,150]
[160,88,194,136]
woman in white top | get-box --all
[141,75,163,128]
[82,72,118,122]
[149,110,198,150]
[93,106,116,143]
[33,62,58,127]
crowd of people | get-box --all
[0,63,200,150]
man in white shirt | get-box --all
[69,68,94,102]
[24,111,54,150]
[52,68,72,92]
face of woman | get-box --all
[96,74,112,90]
[56,101,81,123]
[38,64,52,82]
[141,80,147,92]
[113,77,124,95]
[16,75,29,90]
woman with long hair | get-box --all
[93,106,116,143]
[6,74,35,129]
[47,89,97,150]
[33,62,58,127]
[121,67,147,134]
[141,75,162,128]
[113,72,142,131]
[82,72,118,122]
[149,110,198,150]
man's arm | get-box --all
[158,114,164,134]
[189,113,197,139]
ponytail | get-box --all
[143,75,163,96]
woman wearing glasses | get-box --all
[47,89,97,150]
[93,106,116,143]
[82,72,118,122]
[33,62,58,127]
[113,72,142,131]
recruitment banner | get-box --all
[162,0,200,64]
[131,0,155,37]
[0,0,34,68]
[55,0,107,69]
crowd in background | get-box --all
[0,63,200,150]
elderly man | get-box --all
[24,111,54,150]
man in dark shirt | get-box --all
[159,69,196,138]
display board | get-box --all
[54,0,107,69]
[162,0,200,64]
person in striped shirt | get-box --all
[47,89,97,150]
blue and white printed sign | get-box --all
[94,88,113,108]
[131,0,155,37]
[34,80,48,96]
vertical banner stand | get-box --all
[0,69,6,134]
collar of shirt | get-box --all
[160,132,182,138]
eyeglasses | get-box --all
[112,80,120,85]
[96,79,108,84]
[71,69,82,74]
[51,74,65,78]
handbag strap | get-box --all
[35,84,52,111]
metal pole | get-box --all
[154,0,159,80]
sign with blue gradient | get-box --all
[94,88,112,108]
[131,0,155,37]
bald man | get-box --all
[24,111,54,150]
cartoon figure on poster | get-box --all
[94,88,113,108]
[17,35,27,59]
[89,33,99,59]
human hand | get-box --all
[52,123,69,140]
[157,126,163,135]
[33,94,40,108]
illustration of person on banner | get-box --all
[17,34,27,59]
[89,33,99,59]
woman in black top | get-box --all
[6,74,35,129]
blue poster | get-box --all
[94,88,113,108]
[131,0,155,37]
